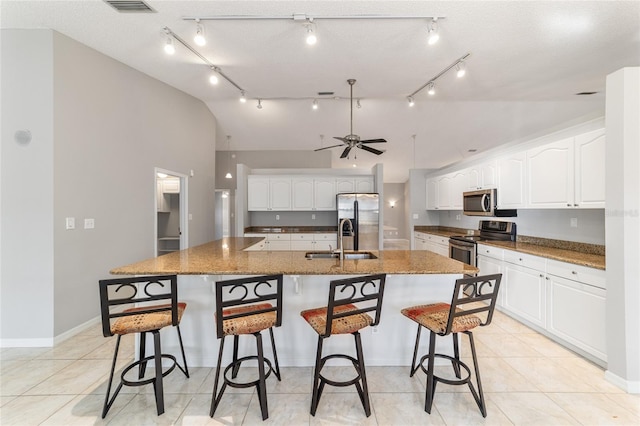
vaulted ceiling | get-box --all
[3,1,639,182]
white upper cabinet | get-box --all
[574,128,605,208]
[450,170,467,209]
[337,176,374,193]
[291,177,314,210]
[437,175,452,209]
[336,178,356,193]
[248,175,292,211]
[247,176,270,210]
[426,178,438,210]
[497,152,527,209]
[527,137,574,208]
[292,177,336,210]
[355,176,374,192]
[467,160,497,190]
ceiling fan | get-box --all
[314,79,387,159]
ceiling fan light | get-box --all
[164,37,175,55]
[456,62,466,78]
[194,22,206,46]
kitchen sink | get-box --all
[304,251,378,260]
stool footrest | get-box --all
[318,354,362,387]
[121,354,178,387]
[223,355,275,389]
[418,353,472,387]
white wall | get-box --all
[1,30,55,344]
[1,29,218,342]
[383,183,407,239]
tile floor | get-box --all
[1,310,638,425]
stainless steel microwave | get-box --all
[463,189,517,217]
[463,189,497,216]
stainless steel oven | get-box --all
[449,238,477,267]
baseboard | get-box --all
[54,315,101,345]
[605,370,640,394]
[0,337,54,348]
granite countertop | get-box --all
[244,226,338,234]
[413,226,605,270]
[110,237,477,276]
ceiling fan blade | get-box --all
[360,138,387,144]
[359,145,385,155]
[333,136,347,142]
[340,146,353,158]
[314,144,346,152]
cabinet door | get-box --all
[467,168,480,190]
[269,178,292,210]
[497,152,526,208]
[355,176,374,192]
[437,175,451,209]
[547,275,606,361]
[527,138,574,208]
[248,176,270,211]
[157,180,169,212]
[336,178,355,193]
[163,178,180,193]
[314,178,337,210]
[476,256,504,307]
[503,263,546,328]
[292,178,314,210]
[574,128,605,208]
[450,171,467,209]
[481,161,497,188]
[426,178,438,210]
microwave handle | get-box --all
[481,193,490,212]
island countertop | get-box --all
[110,237,478,276]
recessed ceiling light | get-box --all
[468,149,477,152]
[575,91,598,95]
[318,92,334,96]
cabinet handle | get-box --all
[519,258,523,261]
[567,203,571,207]
[571,271,578,275]
[539,274,544,278]
[574,204,579,207]
[545,277,550,280]
[486,250,490,253]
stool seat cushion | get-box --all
[401,303,481,334]
[218,303,277,336]
[111,302,186,335]
[301,304,373,335]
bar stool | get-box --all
[300,274,386,417]
[98,274,189,418]
[401,273,502,417]
[210,274,283,421]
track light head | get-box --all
[356,99,362,109]
[194,20,206,46]
[427,18,439,45]
[312,99,318,110]
[257,99,263,109]
[456,61,466,78]
[305,19,317,45]
[209,67,219,85]
[427,82,436,96]
[407,96,415,107]
[164,36,175,55]
[239,91,247,103]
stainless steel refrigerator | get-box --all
[336,193,380,251]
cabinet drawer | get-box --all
[291,233,315,241]
[477,244,504,260]
[425,234,448,246]
[315,233,337,241]
[547,259,606,289]
[267,233,291,241]
[414,232,427,240]
[504,250,546,271]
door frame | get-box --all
[154,167,189,256]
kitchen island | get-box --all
[111,238,477,367]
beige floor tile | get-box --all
[547,392,640,425]
[199,367,260,395]
[489,392,580,425]
[36,334,109,360]
[459,333,500,357]
[0,395,16,407]
[491,314,537,334]
[548,356,625,394]
[0,395,75,425]
[0,346,50,361]
[605,392,640,417]
[24,359,112,395]
[266,366,313,394]
[459,357,540,393]
[365,366,426,393]
[503,357,597,393]
[138,366,208,395]
[371,392,446,425]
[105,393,193,426]
[432,392,513,425]
[40,393,134,425]
[243,392,310,425]
[309,392,378,425]
[82,335,135,360]
[178,393,251,425]
[474,334,545,358]
[0,358,75,396]
[514,333,579,358]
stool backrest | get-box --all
[99,275,179,338]
[325,274,387,337]
[445,273,502,335]
[215,274,284,338]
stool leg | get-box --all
[209,336,227,417]
[101,335,124,418]
[452,332,461,379]
[354,331,371,417]
[269,327,281,381]
[175,325,190,378]
[425,330,437,414]
[410,324,422,377]
[138,331,147,379]
[151,330,165,416]
[466,331,487,417]
[231,335,240,379]
[310,336,325,416]
[255,332,269,420]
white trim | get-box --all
[605,370,640,394]
[0,338,54,348]
[54,315,101,345]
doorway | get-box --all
[155,168,188,256]
[214,189,232,239]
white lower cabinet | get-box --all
[476,244,504,307]
[290,233,337,251]
[503,261,547,328]
[423,233,449,256]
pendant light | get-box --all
[225,135,233,179]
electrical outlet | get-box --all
[456,214,461,220]
[84,218,95,229]
[65,217,75,230]
[312,214,316,220]
[570,217,578,228]
[412,213,419,219]
[276,214,280,221]
[371,326,379,334]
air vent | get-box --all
[104,1,155,12]
[317,92,334,96]
[575,91,598,96]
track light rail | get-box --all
[408,53,471,98]
[182,15,446,22]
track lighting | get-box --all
[209,67,219,85]
[305,19,317,45]
[407,53,470,101]
[427,82,436,96]
[164,36,175,55]
[407,96,415,107]
[257,99,263,109]
[356,99,362,109]
[427,18,439,45]
[456,61,466,78]
[312,99,318,110]
[239,91,247,103]
[194,19,206,46]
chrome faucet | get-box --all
[338,218,354,261]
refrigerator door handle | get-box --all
[354,199,359,251]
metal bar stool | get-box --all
[300,274,386,417]
[401,273,502,417]
[210,274,283,421]
[98,274,189,418]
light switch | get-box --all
[570,218,578,228]
[65,217,75,230]
[412,213,419,219]
[84,218,95,229]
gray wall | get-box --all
[382,183,407,239]
[1,29,218,341]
